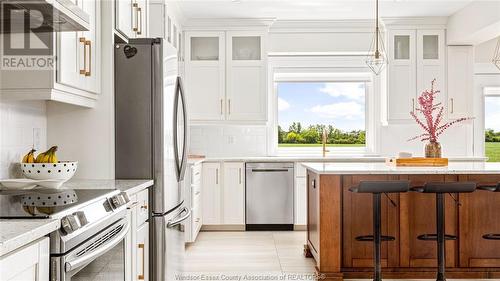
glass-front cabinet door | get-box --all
[387,29,416,120]
[416,30,445,113]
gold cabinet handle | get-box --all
[137,7,143,35]
[138,243,145,280]
[412,98,415,111]
[85,40,91,76]
[79,37,86,75]
[239,168,242,184]
[450,98,454,114]
[216,168,219,185]
[228,99,231,115]
[132,3,139,32]
[220,99,223,115]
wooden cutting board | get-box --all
[386,157,449,167]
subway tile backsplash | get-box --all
[189,125,267,157]
[0,100,47,178]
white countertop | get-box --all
[192,156,488,163]
[302,162,500,175]
[63,179,154,195]
[0,219,60,256]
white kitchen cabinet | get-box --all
[0,0,100,107]
[185,32,226,121]
[201,161,245,228]
[126,189,150,281]
[447,45,474,119]
[387,28,446,121]
[135,222,149,281]
[185,30,267,122]
[0,237,49,281]
[417,30,446,109]
[58,0,100,95]
[184,162,203,243]
[202,162,222,225]
[387,29,417,120]
[226,31,267,121]
[222,162,245,224]
[115,0,148,40]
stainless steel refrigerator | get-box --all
[115,38,189,281]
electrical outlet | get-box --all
[33,128,41,150]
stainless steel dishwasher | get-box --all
[245,162,294,230]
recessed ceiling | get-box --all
[174,0,475,20]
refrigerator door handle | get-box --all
[173,76,188,182]
[167,207,191,228]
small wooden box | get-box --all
[386,157,449,167]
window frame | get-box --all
[483,87,500,161]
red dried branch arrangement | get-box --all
[409,79,472,142]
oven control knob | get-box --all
[61,214,81,234]
[109,192,130,209]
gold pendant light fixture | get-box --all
[493,37,500,70]
[365,0,388,75]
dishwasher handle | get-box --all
[250,169,290,172]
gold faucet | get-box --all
[322,128,330,157]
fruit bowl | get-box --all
[21,161,78,181]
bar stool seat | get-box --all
[350,180,410,281]
[411,181,476,281]
[478,182,500,240]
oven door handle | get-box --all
[65,220,130,272]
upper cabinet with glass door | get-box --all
[386,25,446,122]
[184,30,268,122]
[226,31,267,121]
[185,32,226,121]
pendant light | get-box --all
[365,0,388,75]
[493,37,500,70]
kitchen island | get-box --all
[302,162,500,280]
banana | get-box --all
[35,146,59,163]
[22,149,36,163]
[35,153,46,163]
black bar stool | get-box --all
[411,182,477,281]
[478,182,500,240]
[349,180,410,281]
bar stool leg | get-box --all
[373,193,382,281]
[436,193,446,281]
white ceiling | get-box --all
[174,0,475,20]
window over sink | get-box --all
[275,78,370,155]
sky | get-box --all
[277,82,366,132]
[485,96,500,132]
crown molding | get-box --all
[382,17,448,29]
[182,18,276,31]
[270,19,376,33]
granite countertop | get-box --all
[302,162,500,175]
[0,219,59,256]
[63,179,154,195]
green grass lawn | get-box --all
[278,143,365,147]
[486,142,500,162]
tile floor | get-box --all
[182,231,495,281]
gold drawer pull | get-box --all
[138,243,145,280]
[84,40,91,77]
[79,37,86,75]
[137,7,143,35]
[132,3,139,32]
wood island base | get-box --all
[304,169,500,281]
